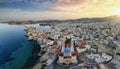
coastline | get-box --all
[0,23,38,69]
[0,23,52,69]
[22,41,40,69]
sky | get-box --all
[0,0,120,21]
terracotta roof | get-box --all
[64,56,72,59]
[71,52,77,56]
[59,52,64,56]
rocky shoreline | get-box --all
[24,27,61,69]
[22,41,40,69]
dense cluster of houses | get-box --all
[25,22,120,69]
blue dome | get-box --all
[64,48,71,53]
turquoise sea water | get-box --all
[0,23,50,69]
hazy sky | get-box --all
[0,0,120,21]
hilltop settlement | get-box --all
[25,19,120,69]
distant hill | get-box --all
[69,15,120,23]
[38,15,120,23]
[7,15,120,24]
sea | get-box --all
[0,23,51,69]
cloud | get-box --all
[0,0,120,21]
[0,0,120,12]
[0,0,10,3]
[56,0,87,6]
[52,0,95,12]
[51,0,120,13]
[0,8,82,21]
